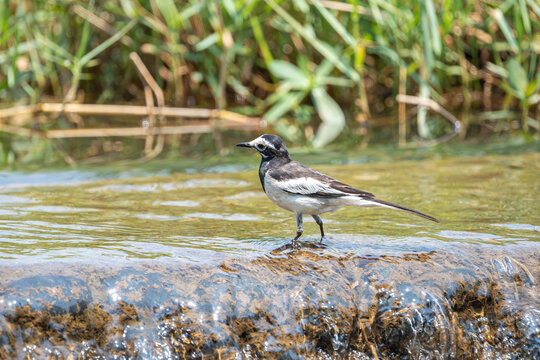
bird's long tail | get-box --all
[369,198,440,223]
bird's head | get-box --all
[236,134,290,159]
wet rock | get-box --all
[0,244,538,359]
[0,275,92,313]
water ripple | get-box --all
[491,223,540,231]
[90,179,248,193]
[154,200,200,207]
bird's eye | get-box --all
[256,144,266,151]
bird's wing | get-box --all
[267,162,374,198]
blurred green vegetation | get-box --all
[0,0,539,166]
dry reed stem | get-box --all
[24,120,258,138]
[73,6,167,160]
[129,53,166,109]
[130,52,163,158]
[73,5,133,46]
[0,105,39,119]
[143,86,156,154]
[0,105,263,140]
[0,103,260,123]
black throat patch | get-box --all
[258,156,290,192]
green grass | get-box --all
[0,0,538,165]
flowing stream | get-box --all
[0,152,538,359]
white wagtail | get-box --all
[237,134,439,243]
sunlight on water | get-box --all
[155,200,200,207]
[0,153,537,262]
[0,195,38,204]
[0,153,538,358]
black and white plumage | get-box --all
[237,134,439,243]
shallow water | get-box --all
[0,152,538,359]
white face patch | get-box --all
[249,136,276,153]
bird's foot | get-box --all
[319,236,327,244]
[291,229,302,248]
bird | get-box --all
[236,134,439,244]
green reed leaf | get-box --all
[80,19,136,67]
[268,60,309,88]
[492,9,519,53]
[264,91,308,123]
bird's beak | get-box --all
[236,142,252,148]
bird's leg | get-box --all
[293,212,303,244]
[312,215,326,243]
